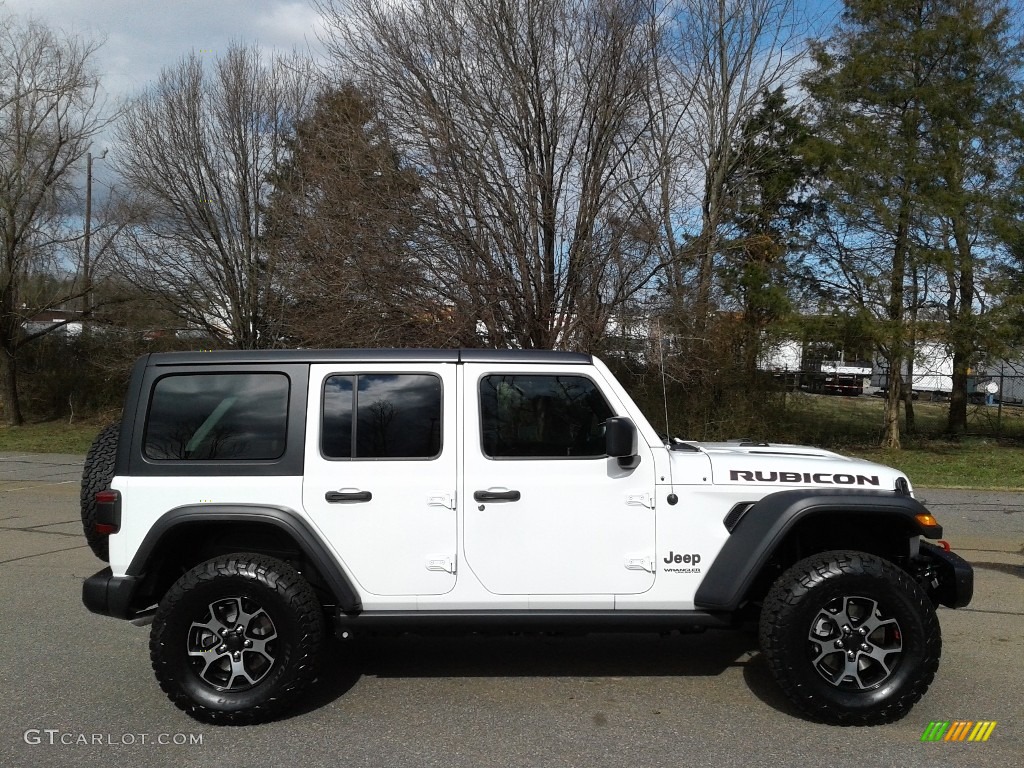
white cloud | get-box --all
[254,1,328,49]
[2,0,329,204]
[2,0,326,99]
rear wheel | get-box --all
[759,550,940,725]
[150,553,324,725]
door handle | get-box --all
[325,490,372,503]
[473,489,521,502]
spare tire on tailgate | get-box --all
[81,422,120,561]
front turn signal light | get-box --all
[915,512,938,528]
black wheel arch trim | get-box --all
[126,504,362,613]
[695,489,943,612]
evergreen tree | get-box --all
[720,87,815,378]
[805,0,929,448]
[804,0,1024,447]
[917,0,1024,434]
[262,85,441,347]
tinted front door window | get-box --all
[480,374,614,458]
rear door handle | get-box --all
[325,490,372,503]
[473,489,521,502]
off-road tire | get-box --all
[150,553,324,725]
[759,550,940,725]
[80,421,120,561]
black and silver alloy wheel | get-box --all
[187,596,279,690]
[151,553,324,725]
[807,595,902,689]
[759,550,940,725]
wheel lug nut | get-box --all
[847,652,856,661]
[835,640,843,649]
[244,640,252,648]
[842,625,850,633]
[861,643,870,651]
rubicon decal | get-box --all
[729,470,880,486]
[920,721,996,742]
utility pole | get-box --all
[83,149,108,328]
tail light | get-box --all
[94,489,122,535]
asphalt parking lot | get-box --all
[0,452,1021,768]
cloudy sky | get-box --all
[3,0,330,197]
[6,1,850,108]
[3,0,327,102]
[4,0,846,199]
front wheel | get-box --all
[150,553,324,725]
[759,550,940,725]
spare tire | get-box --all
[81,422,120,561]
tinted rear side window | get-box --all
[145,373,289,460]
[322,373,442,459]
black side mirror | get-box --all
[605,417,640,469]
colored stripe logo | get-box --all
[921,721,996,742]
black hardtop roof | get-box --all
[146,348,593,366]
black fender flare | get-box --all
[127,504,362,613]
[694,489,942,611]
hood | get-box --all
[670,440,910,493]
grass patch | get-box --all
[849,441,1024,490]
[769,391,1024,447]
[0,418,111,454]
[766,393,1024,489]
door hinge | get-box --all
[426,556,455,574]
[427,492,455,509]
[626,493,654,509]
[625,556,655,573]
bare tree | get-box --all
[116,44,316,349]
[0,12,114,425]
[316,0,663,350]
[650,0,805,328]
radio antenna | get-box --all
[657,319,670,441]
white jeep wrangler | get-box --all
[81,349,972,725]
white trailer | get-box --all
[872,342,954,398]
[873,344,1024,403]
[759,340,872,395]
[977,360,1024,405]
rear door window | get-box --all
[322,373,442,459]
